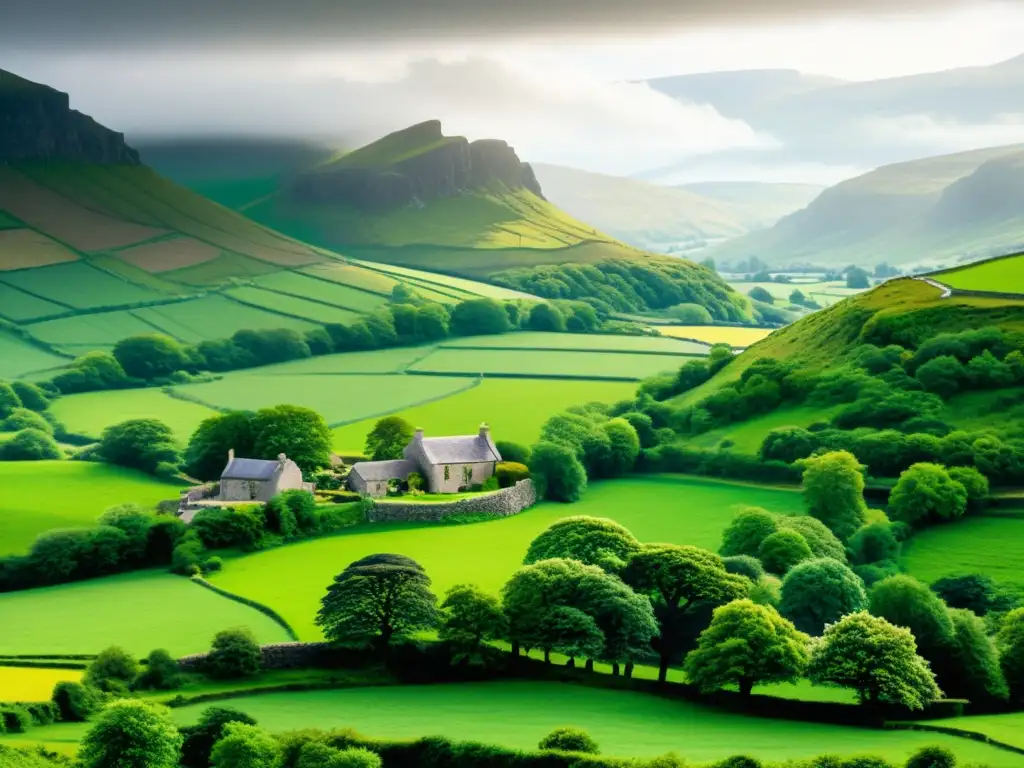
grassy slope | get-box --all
[156,683,1014,766]
[210,476,805,639]
[706,144,1024,269]
[934,251,1024,293]
[49,387,218,441]
[0,462,183,556]
[0,570,292,655]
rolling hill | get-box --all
[703,144,1024,270]
[677,182,825,228]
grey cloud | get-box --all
[1,0,994,49]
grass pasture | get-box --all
[350,259,538,300]
[923,712,1024,750]
[0,462,182,556]
[0,666,82,702]
[25,309,163,350]
[657,325,774,348]
[0,571,292,656]
[0,229,79,271]
[0,261,165,310]
[131,295,316,342]
[115,235,222,273]
[902,512,1024,599]
[173,372,477,427]
[0,283,68,322]
[0,332,70,380]
[332,378,635,453]
[442,331,709,355]
[50,388,217,441]
[211,476,804,638]
[252,271,390,312]
[937,253,1024,293]
[225,286,362,324]
[408,348,691,381]
[163,682,1018,766]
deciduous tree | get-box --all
[210,722,281,768]
[113,334,189,380]
[997,608,1024,704]
[528,441,587,502]
[364,416,415,461]
[684,599,809,696]
[623,544,748,682]
[251,405,332,472]
[757,530,813,574]
[79,699,182,768]
[719,508,779,558]
[439,583,507,655]
[780,558,868,635]
[185,412,257,482]
[808,612,941,709]
[889,464,968,526]
[524,516,639,573]
[801,451,869,541]
[317,554,438,650]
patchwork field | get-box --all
[0,462,182,556]
[0,229,79,271]
[333,378,636,453]
[0,332,70,380]
[25,309,164,349]
[165,683,1016,766]
[225,285,362,324]
[0,666,82,702]
[657,325,774,348]
[252,271,390,312]
[408,348,691,381]
[0,283,68,322]
[0,261,165,310]
[49,388,218,441]
[902,512,1024,599]
[131,295,316,342]
[115,236,222,272]
[0,571,292,656]
[442,331,709,355]
[211,476,805,639]
[350,259,538,300]
[937,253,1024,293]
[173,372,477,427]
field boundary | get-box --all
[437,344,709,358]
[407,370,651,383]
[884,722,1024,757]
[325,376,482,429]
[188,577,300,641]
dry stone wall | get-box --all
[367,479,536,523]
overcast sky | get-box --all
[5,0,1024,181]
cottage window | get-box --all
[444,465,450,481]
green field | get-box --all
[0,261,165,309]
[50,388,217,441]
[409,348,691,381]
[25,309,164,349]
[0,571,292,655]
[225,286,362,324]
[332,378,635,453]
[938,254,1024,293]
[350,260,538,300]
[441,332,709,355]
[254,345,437,375]
[167,683,1017,766]
[252,271,390,312]
[0,462,183,556]
[0,331,69,379]
[923,712,1024,749]
[0,666,82,702]
[686,404,844,455]
[0,283,65,322]
[211,476,805,638]
[657,325,774,348]
[902,512,1024,599]
[132,295,316,342]
[174,372,476,427]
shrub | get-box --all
[495,461,530,488]
[113,334,190,380]
[180,707,257,768]
[192,507,265,551]
[779,516,846,562]
[802,451,869,542]
[209,722,281,768]
[889,463,968,526]
[948,466,989,511]
[715,757,763,768]
[79,699,183,768]
[0,706,32,734]
[99,418,179,474]
[538,727,599,754]
[11,381,49,412]
[495,441,530,464]
[720,508,779,558]
[202,556,224,575]
[51,681,99,722]
[449,299,511,336]
[748,286,774,304]
[758,530,813,574]
[1,408,53,434]
[0,428,62,461]
[85,645,139,692]
[780,558,868,635]
[529,442,587,503]
[848,523,901,566]
[172,530,206,575]
[206,627,262,679]
[932,574,1015,616]
[667,303,714,324]
[905,746,955,768]
[135,648,183,691]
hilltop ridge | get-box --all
[0,68,139,165]
[290,120,544,212]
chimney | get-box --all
[479,423,490,439]
[278,453,287,463]
[228,448,235,462]
[414,428,424,442]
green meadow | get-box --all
[409,348,690,380]
[938,253,1024,293]
[49,388,217,441]
[332,378,636,453]
[0,571,291,656]
[0,462,182,556]
[922,711,1024,750]
[211,476,805,638]
[164,683,1018,766]
[441,332,709,355]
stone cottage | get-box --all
[348,424,502,497]
[219,450,313,502]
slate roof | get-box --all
[418,434,501,465]
[221,458,282,481]
[350,459,417,482]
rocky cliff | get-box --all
[290,120,544,212]
[0,69,140,165]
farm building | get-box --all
[349,424,502,497]
[219,450,314,502]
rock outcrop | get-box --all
[289,120,544,212]
[0,69,140,165]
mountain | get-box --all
[241,121,749,321]
[703,144,1024,270]
[642,55,1024,184]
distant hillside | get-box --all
[243,121,751,320]
[675,182,824,229]
[531,164,752,253]
[136,137,334,211]
[704,144,1024,270]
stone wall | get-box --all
[366,479,536,523]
